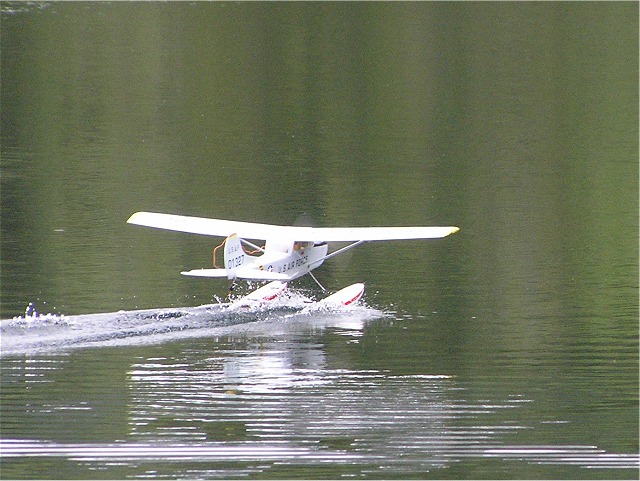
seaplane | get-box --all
[127,212,460,306]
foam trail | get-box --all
[0,294,385,356]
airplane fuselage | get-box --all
[243,240,329,281]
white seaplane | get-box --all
[127,211,459,306]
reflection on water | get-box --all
[3,348,638,479]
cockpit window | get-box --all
[293,241,312,252]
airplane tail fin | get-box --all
[224,233,246,279]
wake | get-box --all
[0,290,384,357]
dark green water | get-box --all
[1,2,638,479]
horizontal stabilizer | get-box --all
[181,269,229,278]
[181,268,291,281]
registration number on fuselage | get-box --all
[226,243,244,270]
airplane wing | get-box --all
[299,226,460,241]
[127,212,283,239]
[127,212,459,242]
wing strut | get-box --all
[315,240,366,265]
[305,240,365,291]
[309,271,327,292]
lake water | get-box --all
[1,2,638,479]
